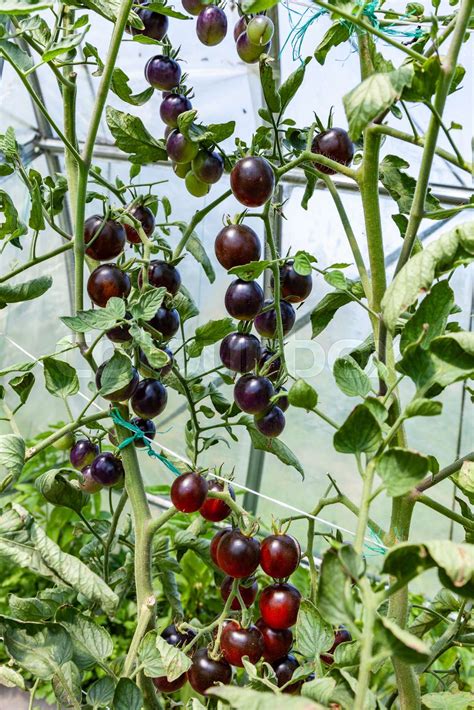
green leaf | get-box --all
[36,469,88,513]
[0,0,53,12]
[86,676,115,708]
[228,259,271,281]
[293,249,317,276]
[173,285,199,322]
[113,678,143,710]
[147,1,190,19]
[315,23,350,64]
[246,422,304,477]
[421,692,474,709]
[0,665,25,690]
[99,351,134,397]
[0,434,25,492]
[9,370,35,406]
[43,357,79,398]
[208,685,324,709]
[452,461,474,505]
[296,600,333,658]
[0,189,27,244]
[317,549,354,625]
[42,23,89,61]
[106,106,167,164]
[310,281,364,337]
[61,307,120,333]
[333,356,371,397]
[287,379,318,410]
[187,318,235,358]
[382,222,474,331]
[375,616,430,663]
[178,110,235,144]
[376,447,430,496]
[131,286,167,320]
[379,154,440,216]
[279,57,311,112]
[260,57,281,113]
[8,594,56,622]
[0,275,52,308]
[333,404,382,454]
[155,635,192,681]
[343,65,414,140]
[52,660,82,708]
[0,618,73,680]
[405,398,443,418]
[400,280,454,353]
[401,55,441,102]
[185,231,215,283]
[56,607,114,670]
[0,39,34,71]
[382,540,474,598]
[139,631,166,677]
[241,0,279,13]
[111,67,154,106]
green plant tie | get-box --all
[110,407,182,477]
[281,0,424,63]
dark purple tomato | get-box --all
[221,576,258,610]
[215,224,261,270]
[96,361,139,402]
[196,5,227,46]
[255,618,293,662]
[185,171,210,197]
[311,127,354,175]
[260,534,301,578]
[160,93,192,128]
[259,348,281,381]
[220,621,264,667]
[124,205,155,245]
[173,162,191,179]
[139,346,173,377]
[106,312,132,343]
[84,216,126,261]
[216,529,260,578]
[233,15,247,41]
[131,378,168,418]
[187,648,232,694]
[210,527,232,565]
[230,157,274,207]
[147,260,182,295]
[259,583,301,629]
[87,264,131,308]
[274,260,313,303]
[153,624,196,693]
[130,417,156,448]
[192,149,224,184]
[236,32,270,63]
[90,452,124,487]
[80,465,102,494]
[182,0,208,16]
[254,299,295,338]
[234,374,274,415]
[171,471,209,512]
[166,129,199,164]
[148,306,180,339]
[320,627,352,665]
[199,479,235,522]
[145,55,181,91]
[132,4,169,40]
[70,439,99,469]
[271,654,300,693]
[277,387,289,412]
[220,332,262,373]
[224,279,264,320]
[254,406,285,438]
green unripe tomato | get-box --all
[185,171,211,197]
[52,432,75,451]
[173,162,192,179]
[247,16,274,46]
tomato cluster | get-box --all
[69,439,124,492]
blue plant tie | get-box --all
[110,407,182,477]
[281,0,424,63]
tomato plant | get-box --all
[0,0,473,709]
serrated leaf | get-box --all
[185,231,215,283]
[0,618,73,680]
[52,660,82,708]
[0,275,52,308]
[0,665,25,689]
[405,398,443,418]
[113,677,143,710]
[106,105,167,164]
[131,286,166,320]
[56,607,114,670]
[333,404,382,454]
[296,600,333,658]
[36,469,88,513]
[279,57,311,112]
[344,65,414,140]
[0,434,25,491]
[375,616,430,663]
[43,357,79,398]
[0,0,53,12]
[209,685,323,708]
[317,549,353,625]
[260,57,281,113]
[376,447,430,496]
[86,676,115,708]
[315,23,350,64]
[400,280,454,353]
[333,356,371,397]
[293,249,317,276]
[0,39,34,71]
[155,635,192,681]
[111,67,154,106]
[287,379,318,410]
[421,691,474,709]
[187,318,235,358]
[99,351,134,397]
[247,422,304,477]
[228,259,270,281]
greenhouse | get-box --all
[0,0,472,707]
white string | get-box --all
[2,332,387,550]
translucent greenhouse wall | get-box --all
[0,0,472,563]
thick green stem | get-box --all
[103,490,128,583]
[62,6,79,218]
[394,0,473,275]
[353,578,376,710]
